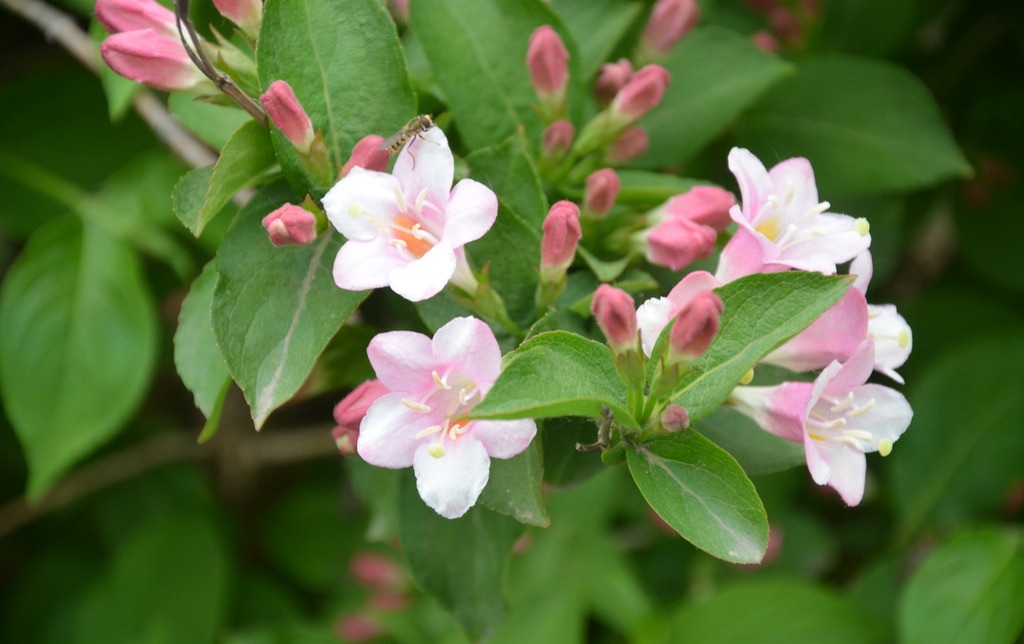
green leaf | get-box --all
[0,219,157,499]
[471,331,636,428]
[899,527,1024,644]
[257,0,415,192]
[549,0,643,78]
[667,579,883,643]
[696,406,805,476]
[888,335,1024,542]
[465,132,548,228]
[212,188,368,427]
[173,121,276,237]
[615,170,703,209]
[74,512,231,643]
[671,272,851,423]
[637,26,794,168]
[541,415,606,489]
[736,54,972,196]
[626,433,767,563]
[174,261,231,419]
[167,93,251,150]
[480,440,549,527]
[410,0,568,150]
[398,473,521,640]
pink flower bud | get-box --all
[668,290,723,364]
[607,127,649,164]
[645,217,717,271]
[594,58,633,104]
[526,26,569,101]
[334,614,381,642]
[664,186,736,232]
[95,0,178,38]
[641,0,700,57]
[262,203,317,246]
[333,380,387,429]
[212,0,263,39]
[100,29,215,93]
[542,120,575,156]
[584,169,620,218]
[661,404,690,432]
[260,81,316,155]
[349,552,405,591]
[751,30,781,53]
[591,284,638,353]
[541,201,582,274]
[341,135,392,177]
[610,65,671,122]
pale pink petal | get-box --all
[665,270,721,306]
[357,394,431,468]
[443,179,499,247]
[367,331,439,394]
[322,168,402,241]
[472,419,538,459]
[763,288,868,372]
[777,214,870,270]
[714,227,773,282]
[432,317,502,390]
[850,250,873,293]
[413,438,490,519]
[729,383,807,442]
[333,238,403,291]
[766,156,818,216]
[809,437,866,506]
[393,127,453,210]
[387,242,456,301]
[803,432,832,485]
[727,147,772,224]
[824,340,875,393]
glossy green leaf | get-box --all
[173,261,231,419]
[471,331,636,428]
[889,335,1024,541]
[74,512,230,643]
[626,433,767,563]
[737,55,971,196]
[410,0,569,150]
[172,121,275,237]
[480,440,549,527]
[667,579,883,643]
[465,132,548,228]
[899,527,1024,644]
[167,93,251,150]
[257,0,415,193]
[398,473,521,640]
[638,26,794,168]
[549,0,643,78]
[212,189,368,427]
[670,272,851,422]
[0,219,157,498]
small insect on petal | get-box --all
[380,114,435,155]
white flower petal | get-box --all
[472,419,537,459]
[322,168,401,241]
[432,317,502,390]
[333,238,403,291]
[367,330,439,394]
[388,242,456,301]
[358,394,433,468]
[393,126,454,211]
[443,179,498,247]
[636,296,675,356]
[413,438,490,519]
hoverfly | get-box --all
[380,114,435,156]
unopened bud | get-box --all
[100,29,216,93]
[645,217,717,271]
[262,203,317,246]
[527,25,569,118]
[610,64,671,123]
[95,0,178,38]
[333,380,388,429]
[661,404,690,432]
[664,186,736,232]
[606,127,649,164]
[584,168,620,219]
[594,58,633,104]
[591,284,638,353]
[212,0,263,40]
[341,135,392,177]
[260,80,316,155]
[751,30,781,53]
[540,201,582,277]
[640,0,700,58]
[542,120,575,157]
[668,290,723,364]
[349,551,405,591]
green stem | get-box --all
[0,150,89,212]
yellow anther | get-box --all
[878,439,893,457]
[855,218,870,236]
[898,329,911,348]
[739,368,755,385]
[428,443,446,458]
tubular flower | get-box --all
[357,317,537,519]
[729,341,912,506]
[716,147,871,282]
[322,126,498,302]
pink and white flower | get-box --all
[636,270,721,356]
[322,126,497,302]
[761,287,869,373]
[729,341,912,505]
[716,147,871,282]
[357,317,537,519]
[850,251,913,383]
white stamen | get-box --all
[847,398,876,417]
[432,370,450,389]
[402,398,431,413]
[415,424,442,439]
